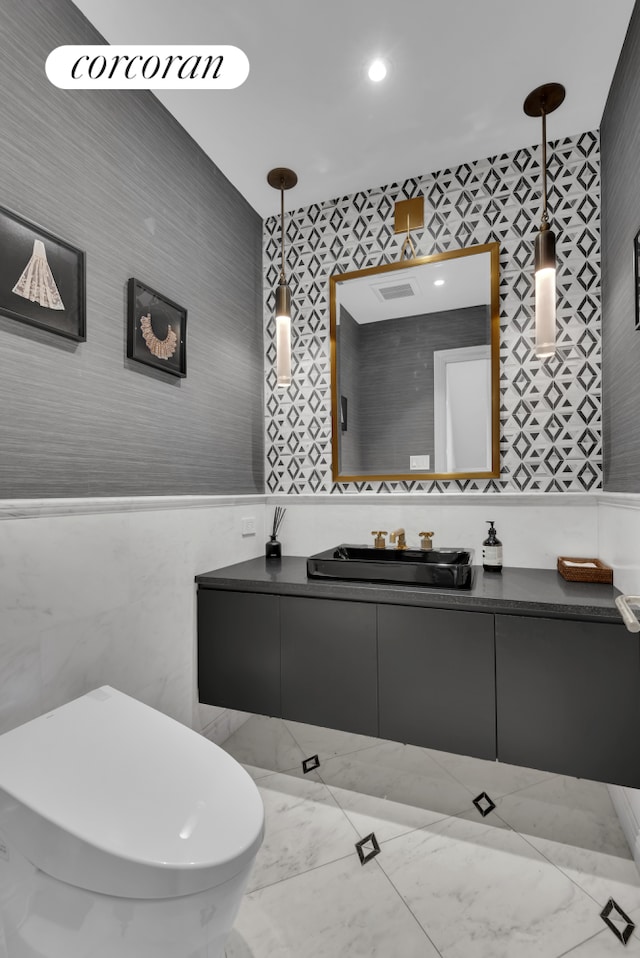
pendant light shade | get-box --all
[267,167,297,388]
[534,225,556,358]
[275,281,292,386]
[524,83,565,360]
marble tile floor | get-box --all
[212,715,640,958]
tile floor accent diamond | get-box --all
[302,754,320,774]
[355,832,381,865]
[473,792,497,817]
[600,898,635,945]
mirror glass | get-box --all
[330,242,500,482]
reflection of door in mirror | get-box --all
[331,242,500,483]
[433,345,491,473]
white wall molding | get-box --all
[0,491,602,521]
[597,492,640,510]
[265,493,600,508]
[0,495,267,522]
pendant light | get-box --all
[267,167,298,387]
[523,82,565,359]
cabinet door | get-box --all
[378,604,496,759]
[378,605,496,759]
[496,614,640,786]
[197,589,281,717]
[280,596,378,736]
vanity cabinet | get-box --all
[197,590,377,735]
[495,614,640,787]
[197,589,281,717]
[196,558,632,787]
[280,597,377,735]
[378,605,496,760]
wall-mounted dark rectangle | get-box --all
[0,205,85,341]
[340,394,347,431]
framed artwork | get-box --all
[127,278,187,378]
[0,206,85,341]
[635,228,640,331]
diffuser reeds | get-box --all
[271,506,286,539]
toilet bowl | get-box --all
[0,686,264,957]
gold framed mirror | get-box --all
[330,242,500,483]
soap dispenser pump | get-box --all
[482,521,503,573]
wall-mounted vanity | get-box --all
[330,242,501,482]
[196,557,638,789]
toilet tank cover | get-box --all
[0,687,264,898]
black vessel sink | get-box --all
[307,545,474,589]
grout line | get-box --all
[553,928,609,958]
[371,856,445,958]
[247,838,445,955]
[513,828,615,911]
[246,847,357,896]
[281,718,386,762]
[423,744,563,801]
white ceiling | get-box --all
[70,0,636,218]
[338,252,492,325]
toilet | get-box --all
[0,686,264,958]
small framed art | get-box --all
[127,277,187,378]
[0,206,85,341]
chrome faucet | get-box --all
[389,528,407,550]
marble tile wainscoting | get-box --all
[0,489,603,743]
[265,493,600,569]
[0,495,267,739]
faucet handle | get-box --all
[371,531,388,549]
[419,531,434,550]
[390,528,407,550]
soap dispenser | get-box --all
[482,521,503,573]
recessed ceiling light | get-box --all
[434,279,445,286]
[368,59,387,83]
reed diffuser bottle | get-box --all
[266,506,286,559]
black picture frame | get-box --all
[635,229,640,331]
[127,278,187,378]
[0,206,85,341]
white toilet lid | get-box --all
[0,687,264,899]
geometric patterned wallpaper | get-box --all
[263,130,602,494]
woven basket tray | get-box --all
[557,556,613,584]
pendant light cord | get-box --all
[280,178,286,283]
[540,107,549,227]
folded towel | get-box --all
[563,560,598,568]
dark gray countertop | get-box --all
[196,556,623,624]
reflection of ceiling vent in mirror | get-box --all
[372,279,418,303]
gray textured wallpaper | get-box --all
[358,306,489,474]
[0,0,264,497]
[601,0,640,492]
